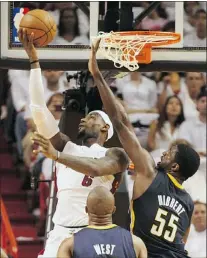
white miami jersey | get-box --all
[53,141,121,227]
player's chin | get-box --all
[77,129,85,139]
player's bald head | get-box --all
[86,186,115,216]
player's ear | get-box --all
[85,206,88,214]
[112,206,116,214]
[101,124,109,134]
[171,163,179,172]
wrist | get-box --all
[54,151,60,161]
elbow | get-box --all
[113,115,128,131]
[89,165,103,177]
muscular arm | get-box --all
[89,42,155,177]
[57,237,73,258]
[18,29,69,152]
[56,147,129,177]
[132,234,148,258]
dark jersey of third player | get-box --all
[132,169,194,258]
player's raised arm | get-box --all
[31,132,129,177]
[88,39,155,177]
[18,28,69,151]
[57,237,74,258]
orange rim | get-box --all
[103,31,181,47]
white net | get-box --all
[94,31,177,72]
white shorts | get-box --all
[37,224,85,258]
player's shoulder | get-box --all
[106,147,129,162]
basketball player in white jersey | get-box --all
[18,29,129,257]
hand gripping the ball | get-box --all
[31,132,58,160]
[18,28,38,62]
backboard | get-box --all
[0,1,206,71]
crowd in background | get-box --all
[13,1,206,47]
[0,1,206,258]
[0,69,206,257]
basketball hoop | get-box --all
[93,31,181,72]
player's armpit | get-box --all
[132,234,148,258]
[57,237,74,258]
[50,132,70,152]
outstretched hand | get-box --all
[88,38,101,76]
[31,132,58,160]
[18,28,38,61]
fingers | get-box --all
[94,38,101,53]
[18,28,23,42]
[31,132,49,149]
[29,32,34,44]
[92,38,101,54]
[23,28,28,44]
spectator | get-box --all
[52,7,89,45]
[115,72,158,148]
[181,72,204,120]
[157,72,187,112]
[185,201,206,258]
[9,70,30,160]
[148,95,185,152]
[138,3,168,31]
[178,86,206,154]
[183,1,200,35]
[184,9,206,47]
[162,20,175,32]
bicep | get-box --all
[94,148,129,176]
[113,120,155,177]
[50,132,70,152]
[57,237,73,258]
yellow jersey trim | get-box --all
[130,201,135,232]
[167,173,184,189]
[87,224,117,230]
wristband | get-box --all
[55,151,60,161]
[30,60,39,65]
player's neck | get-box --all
[82,137,104,147]
[168,171,184,184]
[88,214,113,226]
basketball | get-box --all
[19,9,57,47]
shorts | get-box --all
[37,224,85,258]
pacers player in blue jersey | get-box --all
[57,186,147,258]
[88,39,201,258]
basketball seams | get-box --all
[46,13,56,40]
[19,26,46,33]
[20,10,56,47]
[26,13,51,31]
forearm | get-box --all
[57,152,100,177]
[93,71,126,122]
[29,67,59,139]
